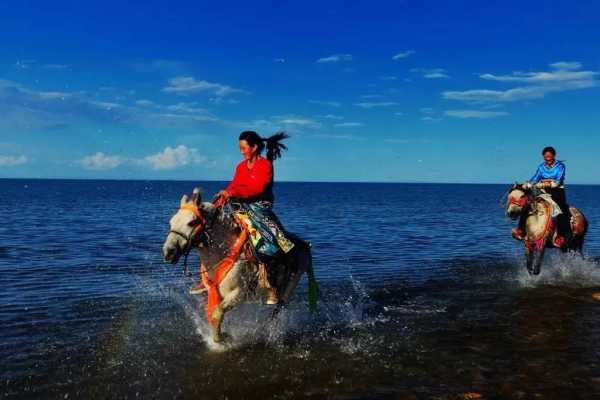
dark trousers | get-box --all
[548,188,571,236]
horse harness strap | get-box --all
[508,194,528,208]
[169,203,207,275]
[201,228,249,326]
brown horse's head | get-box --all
[506,184,530,220]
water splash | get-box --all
[517,252,600,288]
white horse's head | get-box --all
[506,184,530,220]
[162,188,214,264]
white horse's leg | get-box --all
[211,262,243,343]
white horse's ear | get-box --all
[192,187,202,206]
[180,194,189,207]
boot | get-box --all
[257,261,280,305]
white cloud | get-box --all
[135,99,155,107]
[209,97,240,105]
[145,145,207,170]
[43,64,68,70]
[394,112,404,116]
[80,152,123,170]
[272,115,321,129]
[354,102,399,109]
[0,79,221,132]
[273,58,286,63]
[419,107,435,115]
[308,100,341,107]
[165,102,209,114]
[480,62,596,84]
[334,122,364,127]
[444,110,509,119]
[0,155,27,167]
[147,102,217,122]
[316,54,352,63]
[314,134,357,140]
[360,94,385,99]
[549,61,581,71]
[317,114,344,120]
[151,113,217,122]
[279,118,316,126]
[412,68,449,79]
[162,76,243,97]
[443,62,599,104]
[379,76,398,81]
[0,79,127,127]
[392,50,415,60]
[15,60,36,69]
[89,101,122,110]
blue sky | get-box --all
[1,0,599,183]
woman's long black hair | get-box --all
[239,131,289,162]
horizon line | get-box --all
[1,177,599,186]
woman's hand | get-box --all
[535,180,557,190]
[213,190,230,207]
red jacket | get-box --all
[226,157,274,202]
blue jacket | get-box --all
[530,161,566,186]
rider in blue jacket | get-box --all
[514,146,570,243]
[529,146,568,215]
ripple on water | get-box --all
[2,180,600,398]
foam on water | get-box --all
[517,252,600,288]
[135,269,395,356]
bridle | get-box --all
[168,202,207,275]
[508,191,529,208]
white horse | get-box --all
[506,183,588,275]
[162,188,314,342]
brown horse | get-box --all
[506,183,588,275]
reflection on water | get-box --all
[1,180,600,399]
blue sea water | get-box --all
[1,179,600,399]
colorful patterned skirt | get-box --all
[233,201,294,257]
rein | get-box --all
[507,192,529,208]
[169,200,247,277]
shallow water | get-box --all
[1,180,600,399]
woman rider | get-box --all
[213,130,294,304]
[513,146,570,243]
